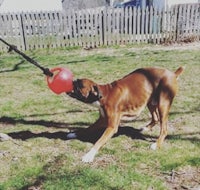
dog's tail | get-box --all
[175,66,184,79]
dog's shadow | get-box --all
[8,126,150,144]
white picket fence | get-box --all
[0,3,199,51]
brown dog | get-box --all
[67,67,184,162]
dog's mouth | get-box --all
[67,91,97,103]
[66,80,86,102]
[67,80,101,104]
[67,90,88,102]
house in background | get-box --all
[152,0,199,10]
[62,0,110,10]
[114,0,147,8]
[114,0,200,9]
[0,0,199,12]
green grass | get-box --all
[0,44,200,190]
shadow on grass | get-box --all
[0,60,25,73]
[6,126,200,147]
[0,114,89,129]
[7,126,150,144]
[0,115,151,144]
[167,133,200,143]
[1,115,199,145]
[66,60,87,64]
[170,109,199,116]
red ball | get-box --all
[47,67,73,94]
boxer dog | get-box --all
[67,66,184,162]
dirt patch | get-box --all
[129,42,200,51]
[78,42,200,57]
[162,166,200,190]
[41,42,200,62]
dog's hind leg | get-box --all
[150,93,173,150]
[142,102,159,132]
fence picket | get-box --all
[115,8,120,45]
[145,7,149,42]
[194,4,200,40]
[141,7,145,42]
[137,7,140,42]
[128,7,132,44]
[124,7,128,44]
[132,7,136,43]
[160,7,165,43]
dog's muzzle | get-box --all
[67,79,102,103]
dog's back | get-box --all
[119,66,184,97]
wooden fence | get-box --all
[0,3,200,51]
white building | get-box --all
[0,0,62,12]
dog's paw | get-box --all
[150,142,157,150]
[140,127,150,132]
[66,132,77,139]
[82,148,97,163]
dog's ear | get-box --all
[76,79,84,88]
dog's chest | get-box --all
[91,101,101,108]
[91,101,105,118]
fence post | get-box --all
[20,13,27,50]
[101,9,105,45]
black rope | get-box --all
[0,37,53,77]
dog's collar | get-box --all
[93,85,103,100]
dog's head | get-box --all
[67,79,102,103]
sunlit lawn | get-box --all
[0,44,200,190]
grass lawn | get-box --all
[0,43,200,190]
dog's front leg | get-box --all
[82,111,120,163]
[82,127,117,162]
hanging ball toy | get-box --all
[47,67,73,94]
